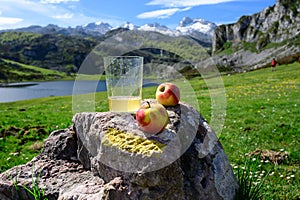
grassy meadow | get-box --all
[0,62,299,199]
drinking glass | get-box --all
[104,56,143,113]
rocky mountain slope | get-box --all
[212,0,300,71]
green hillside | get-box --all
[0,32,98,73]
[0,58,70,83]
[0,30,207,79]
[0,62,299,199]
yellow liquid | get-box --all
[108,96,141,113]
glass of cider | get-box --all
[104,56,143,113]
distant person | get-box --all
[271,58,277,71]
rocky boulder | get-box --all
[0,101,238,200]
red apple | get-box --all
[136,102,168,134]
[156,82,180,106]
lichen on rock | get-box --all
[102,128,166,156]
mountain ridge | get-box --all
[0,17,217,43]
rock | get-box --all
[0,101,238,199]
[213,0,300,52]
[211,0,300,70]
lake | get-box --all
[0,80,158,103]
[0,80,105,103]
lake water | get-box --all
[0,80,157,103]
[0,80,158,103]
[0,80,105,103]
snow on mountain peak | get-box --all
[80,22,112,35]
[8,17,216,43]
[80,17,216,39]
[176,17,217,36]
[139,23,168,31]
[138,23,180,36]
[83,22,112,31]
[178,17,194,27]
[123,22,139,30]
[78,17,217,41]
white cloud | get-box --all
[0,17,23,25]
[1,0,55,16]
[137,7,191,19]
[52,13,74,19]
[139,0,236,19]
[146,0,234,7]
[0,0,83,29]
[40,0,79,4]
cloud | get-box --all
[0,17,23,25]
[0,0,82,28]
[146,0,235,7]
[139,0,235,19]
[146,0,234,7]
[137,7,191,19]
[52,13,74,19]
[40,0,79,4]
[1,0,56,15]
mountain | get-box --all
[0,32,98,73]
[211,0,300,71]
[2,0,299,76]
[122,22,139,30]
[138,23,180,37]
[176,17,216,37]
[126,18,217,43]
[0,17,217,45]
[0,58,68,83]
[0,22,112,37]
[5,24,67,35]
[0,28,210,79]
[213,0,300,52]
[117,18,217,46]
[78,22,113,36]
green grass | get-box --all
[0,58,71,83]
[0,62,299,199]
[2,59,65,76]
[12,166,49,200]
[220,62,300,199]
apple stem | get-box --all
[160,86,165,92]
[146,101,151,108]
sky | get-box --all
[0,0,276,30]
